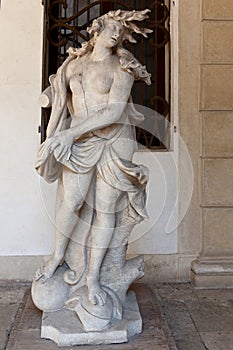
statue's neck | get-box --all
[91,42,112,62]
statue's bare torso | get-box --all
[66,55,120,129]
[65,53,135,152]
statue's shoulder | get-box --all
[64,59,76,83]
[112,55,129,74]
[64,52,85,82]
[111,55,134,83]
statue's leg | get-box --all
[36,167,94,282]
[86,174,122,305]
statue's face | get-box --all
[98,19,124,48]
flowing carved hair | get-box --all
[67,9,152,85]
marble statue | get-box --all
[32,9,152,346]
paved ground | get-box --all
[3,284,176,350]
[1,281,233,350]
[155,283,233,350]
[0,281,28,350]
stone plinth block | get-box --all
[201,65,233,110]
[203,112,233,158]
[203,22,233,64]
[191,259,233,289]
[203,0,233,20]
[41,290,142,347]
[203,160,233,206]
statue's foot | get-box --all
[87,278,107,306]
[35,257,60,283]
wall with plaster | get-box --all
[0,0,182,280]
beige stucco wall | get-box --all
[169,0,233,286]
[0,1,56,256]
[0,1,61,279]
[143,0,203,283]
[191,0,233,288]
[146,0,233,284]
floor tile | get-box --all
[200,331,233,350]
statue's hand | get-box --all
[46,131,75,161]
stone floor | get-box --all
[155,283,233,350]
[1,281,233,350]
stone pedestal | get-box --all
[191,258,233,289]
[41,290,142,347]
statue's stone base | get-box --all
[41,290,142,347]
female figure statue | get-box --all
[34,9,152,337]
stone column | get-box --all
[191,0,233,288]
[177,0,202,282]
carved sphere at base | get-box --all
[72,286,113,332]
[31,266,70,312]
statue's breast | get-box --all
[83,61,114,95]
[69,75,83,95]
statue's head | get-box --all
[67,9,152,85]
[89,17,124,48]
[87,9,153,48]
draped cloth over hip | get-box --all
[36,127,148,222]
